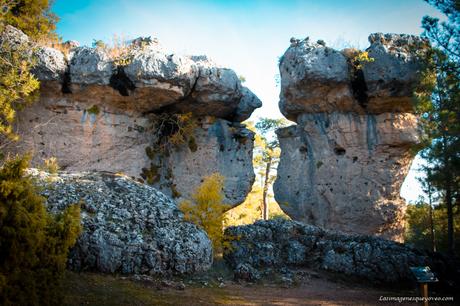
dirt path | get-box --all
[63,271,455,306]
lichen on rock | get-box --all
[224,219,430,283]
[31,169,213,275]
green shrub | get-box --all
[0,155,81,306]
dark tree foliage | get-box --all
[415,0,460,254]
[0,156,81,305]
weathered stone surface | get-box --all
[274,112,418,239]
[33,47,67,81]
[3,26,260,207]
[149,118,255,206]
[32,170,213,274]
[233,263,261,282]
[0,25,29,47]
[70,47,114,85]
[224,219,429,283]
[363,33,429,113]
[124,48,198,103]
[279,38,353,120]
[10,97,254,206]
[275,34,425,240]
[234,87,263,122]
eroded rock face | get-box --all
[224,219,429,283]
[274,34,427,240]
[147,118,255,205]
[2,26,261,207]
[32,170,212,274]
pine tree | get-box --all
[415,0,460,254]
[254,118,289,220]
[0,156,81,305]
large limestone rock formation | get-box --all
[32,169,212,274]
[2,26,261,206]
[274,34,428,240]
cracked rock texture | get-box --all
[31,170,213,274]
[274,34,427,241]
[2,26,261,207]
[224,219,429,283]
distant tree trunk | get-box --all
[262,156,272,220]
[446,182,454,254]
[428,187,436,252]
[442,135,455,254]
[425,172,437,252]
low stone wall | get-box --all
[224,219,430,283]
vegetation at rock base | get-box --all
[0,155,82,305]
[413,0,460,254]
[179,173,229,255]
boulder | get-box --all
[278,33,428,121]
[32,170,213,274]
[279,38,353,120]
[70,47,114,85]
[224,219,429,283]
[363,33,429,113]
[33,47,67,81]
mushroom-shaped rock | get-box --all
[278,34,427,121]
[274,33,426,241]
[3,26,261,209]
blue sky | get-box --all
[52,0,443,203]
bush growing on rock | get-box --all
[0,156,81,305]
[179,173,228,255]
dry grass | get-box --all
[35,36,71,56]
